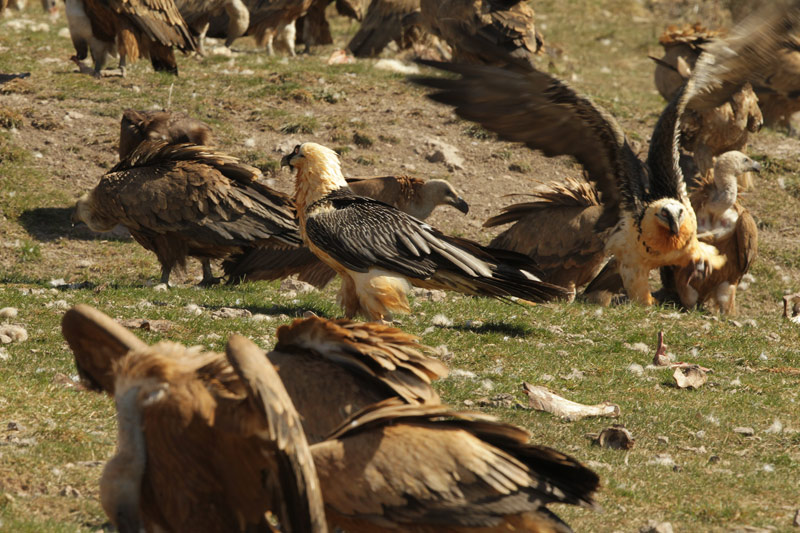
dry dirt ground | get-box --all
[4,0,800,532]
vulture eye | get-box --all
[293,145,301,155]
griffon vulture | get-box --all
[751,33,800,133]
[71,141,302,286]
[174,0,249,53]
[223,175,470,286]
[63,305,446,444]
[208,0,312,55]
[66,0,118,75]
[73,0,196,76]
[65,310,327,531]
[347,0,422,58]
[296,0,369,48]
[313,398,599,532]
[660,150,760,314]
[484,176,613,299]
[118,109,213,159]
[419,0,543,68]
[281,142,568,320]
[652,23,763,187]
[415,2,800,306]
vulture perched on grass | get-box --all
[69,0,196,76]
[223,175,469,286]
[65,305,597,532]
[63,306,327,533]
[71,141,302,286]
[209,0,312,55]
[419,0,543,68]
[281,142,568,320]
[660,150,760,314]
[415,1,800,306]
[652,23,763,188]
[174,0,249,53]
[347,0,422,58]
[118,109,213,159]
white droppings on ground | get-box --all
[765,419,783,434]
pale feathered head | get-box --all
[422,179,469,214]
[713,151,762,180]
[282,142,349,209]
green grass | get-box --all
[2,1,800,531]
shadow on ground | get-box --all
[18,207,131,242]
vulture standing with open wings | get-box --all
[282,142,568,321]
[416,1,800,305]
[77,0,196,76]
[223,175,469,286]
[72,141,302,286]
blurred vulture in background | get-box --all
[63,305,327,533]
[209,0,312,55]
[223,175,470,286]
[419,0,543,68]
[67,0,196,76]
[660,150,760,315]
[652,23,763,188]
[71,141,302,286]
[174,0,249,53]
[296,0,369,47]
[347,0,421,58]
[118,109,213,159]
[750,33,800,134]
[65,305,597,531]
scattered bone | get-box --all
[653,331,672,366]
[477,393,521,408]
[673,365,708,389]
[522,382,620,421]
[279,278,316,294]
[640,520,674,533]
[587,425,634,450]
[734,426,755,437]
[118,318,173,332]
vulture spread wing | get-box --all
[224,335,327,533]
[94,141,301,248]
[313,399,599,530]
[414,58,646,215]
[347,0,420,57]
[62,304,147,393]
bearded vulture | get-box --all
[281,142,568,321]
[223,175,470,286]
[63,306,326,533]
[415,1,800,306]
[118,109,213,159]
[71,141,302,286]
[660,150,760,314]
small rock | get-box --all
[250,314,273,322]
[762,463,775,473]
[432,314,453,327]
[45,299,69,310]
[76,260,92,268]
[184,303,203,315]
[730,377,742,386]
[561,368,585,381]
[627,363,644,376]
[759,352,768,361]
[424,138,464,171]
[478,393,518,408]
[7,421,21,431]
[647,454,676,468]
[462,399,474,407]
[0,347,8,361]
[640,520,674,533]
[673,365,707,389]
[243,137,256,148]
[410,288,447,302]
[210,307,252,319]
[588,425,634,450]
[734,427,755,437]
[695,430,706,439]
[657,435,669,445]
[432,344,453,362]
[48,278,66,287]
[153,283,169,292]
[59,486,81,498]
[765,419,783,434]
[0,325,27,343]
[118,318,173,332]
[625,342,650,354]
[0,307,18,319]
[465,319,483,328]
[279,278,316,294]
[540,373,554,382]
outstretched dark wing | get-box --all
[413,57,647,216]
[110,0,197,51]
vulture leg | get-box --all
[199,259,221,286]
[195,21,210,57]
[159,265,172,286]
[119,55,127,78]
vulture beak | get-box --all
[280,153,294,169]
[450,196,469,214]
[656,204,684,236]
[750,160,762,173]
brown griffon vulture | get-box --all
[414,2,800,306]
[296,0,369,48]
[751,33,800,133]
[484,176,614,299]
[63,307,327,532]
[313,398,599,532]
[118,109,213,159]
[660,150,760,314]
[223,175,470,286]
[347,0,422,58]
[209,0,312,55]
[652,23,763,188]
[63,305,446,444]
[174,0,249,52]
[281,142,568,321]
[75,0,196,76]
[419,0,543,68]
[71,140,302,286]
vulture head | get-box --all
[72,191,115,232]
[641,197,697,253]
[422,179,469,214]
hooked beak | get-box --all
[280,153,294,169]
[450,196,469,214]
[750,160,762,173]
[656,205,684,236]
